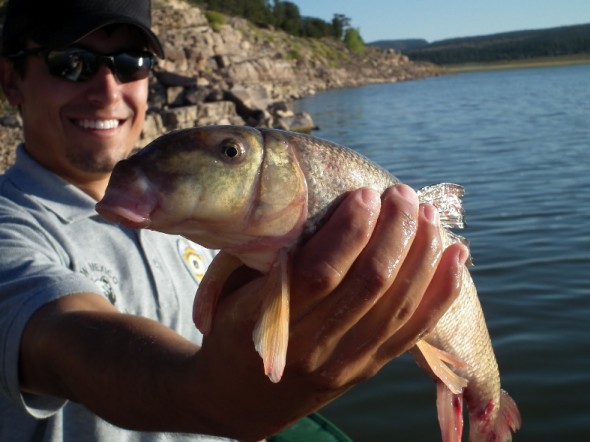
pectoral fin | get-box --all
[253,249,290,383]
[193,251,243,335]
[415,340,468,395]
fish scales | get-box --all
[280,131,398,239]
[96,126,521,441]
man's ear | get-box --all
[0,57,24,105]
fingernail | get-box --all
[422,204,439,225]
[360,187,381,212]
[457,244,470,266]
[392,184,418,204]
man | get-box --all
[0,0,469,440]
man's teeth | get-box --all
[77,119,120,130]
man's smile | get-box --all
[74,119,121,130]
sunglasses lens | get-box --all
[45,49,155,83]
[46,50,97,82]
[112,52,154,83]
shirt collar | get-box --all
[5,145,100,223]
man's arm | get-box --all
[19,185,467,441]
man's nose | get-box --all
[85,64,121,105]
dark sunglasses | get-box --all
[7,47,157,83]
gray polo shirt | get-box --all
[0,146,229,441]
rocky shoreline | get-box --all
[0,0,442,172]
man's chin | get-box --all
[66,148,130,175]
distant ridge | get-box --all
[370,23,590,65]
[369,39,428,51]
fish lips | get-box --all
[96,187,157,230]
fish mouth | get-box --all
[96,158,162,229]
[95,200,152,229]
[96,183,159,230]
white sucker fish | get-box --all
[96,126,521,441]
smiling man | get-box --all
[2,1,159,198]
[0,0,467,441]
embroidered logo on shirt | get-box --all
[177,238,207,283]
[80,263,119,304]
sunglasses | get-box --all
[8,47,157,83]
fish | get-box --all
[96,126,521,441]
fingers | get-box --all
[288,184,422,370]
[289,187,381,315]
[287,183,468,386]
[295,185,420,333]
[332,202,445,364]
[377,242,468,360]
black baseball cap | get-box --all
[1,0,164,57]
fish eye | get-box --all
[220,140,244,160]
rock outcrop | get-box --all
[0,0,441,171]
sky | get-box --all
[291,0,590,43]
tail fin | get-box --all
[468,390,521,442]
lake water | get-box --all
[293,64,590,441]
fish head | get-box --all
[96,126,265,248]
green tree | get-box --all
[243,0,274,24]
[302,17,335,38]
[188,0,367,42]
[190,0,274,25]
[273,1,302,35]
[344,28,365,53]
[331,14,350,40]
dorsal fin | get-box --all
[417,183,465,229]
[418,183,472,265]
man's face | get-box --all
[10,26,150,184]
